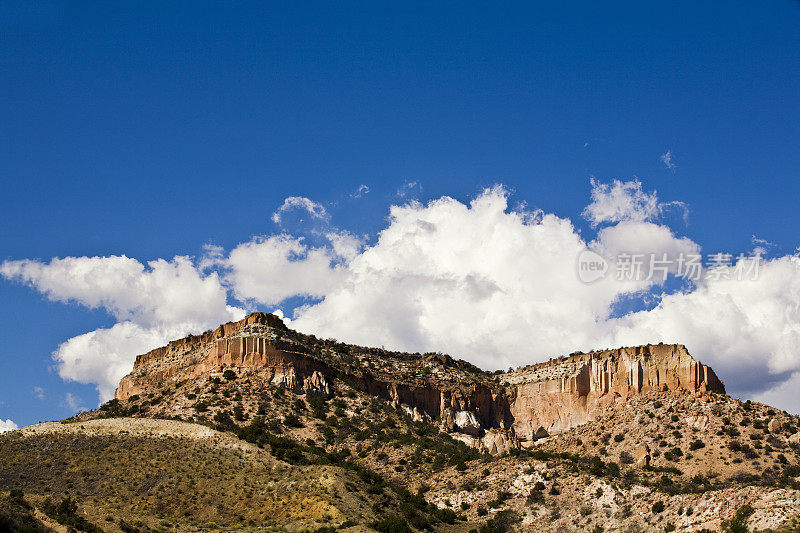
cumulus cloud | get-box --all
[285,184,800,412]
[609,254,800,399]
[220,234,346,306]
[0,255,240,328]
[1,255,245,401]
[0,419,18,433]
[292,186,695,370]
[583,178,661,227]
[582,178,687,228]
[4,179,800,414]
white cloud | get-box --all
[0,419,18,433]
[220,234,346,306]
[609,254,800,402]
[291,186,693,370]
[582,178,662,227]
[33,387,45,400]
[5,179,800,414]
[351,184,370,198]
[755,371,800,416]
[583,178,688,228]
[271,196,329,224]
[1,255,245,402]
[0,255,240,328]
[661,149,676,169]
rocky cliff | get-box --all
[115,313,724,452]
[500,344,725,443]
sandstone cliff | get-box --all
[501,344,725,443]
[115,313,724,451]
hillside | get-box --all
[2,312,799,532]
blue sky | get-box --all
[1,1,799,428]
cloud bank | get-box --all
[3,182,799,414]
[0,255,244,400]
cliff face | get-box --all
[115,313,724,451]
[501,344,725,443]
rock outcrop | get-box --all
[115,313,725,453]
[501,344,725,444]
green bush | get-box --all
[42,496,104,533]
[371,516,412,533]
[689,439,705,451]
[721,504,754,533]
[478,510,521,533]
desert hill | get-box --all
[2,312,799,532]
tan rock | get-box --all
[686,415,710,431]
[479,428,519,455]
[114,312,728,459]
[768,418,781,434]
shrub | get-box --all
[43,496,103,533]
[371,516,412,533]
[222,369,237,380]
[478,510,521,533]
[283,413,304,428]
[620,451,634,465]
[526,488,544,505]
[721,504,754,533]
[689,439,705,451]
[652,501,665,514]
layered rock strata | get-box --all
[116,313,724,452]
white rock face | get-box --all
[271,367,298,390]
[303,370,332,396]
[454,410,481,436]
[685,415,710,431]
[401,404,432,423]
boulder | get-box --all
[272,367,298,391]
[768,418,782,434]
[480,429,519,455]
